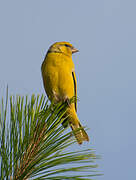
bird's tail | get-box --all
[70,121,89,144]
[68,109,89,144]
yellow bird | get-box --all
[41,42,89,144]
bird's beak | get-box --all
[72,47,79,54]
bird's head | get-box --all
[48,42,79,57]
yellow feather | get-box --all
[41,42,89,144]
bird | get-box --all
[41,41,89,144]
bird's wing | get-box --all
[72,71,77,112]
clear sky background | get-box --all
[0,0,136,179]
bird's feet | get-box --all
[64,97,71,107]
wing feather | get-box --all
[72,71,77,112]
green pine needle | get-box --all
[0,93,101,180]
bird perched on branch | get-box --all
[41,41,89,144]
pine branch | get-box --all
[0,94,102,180]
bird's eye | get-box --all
[65,44,70,47]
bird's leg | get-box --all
[49,91,60,112]
[63,97,71,107]
[61,97,71,128]
[52,90,60,103]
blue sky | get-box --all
[0,0,136,179]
